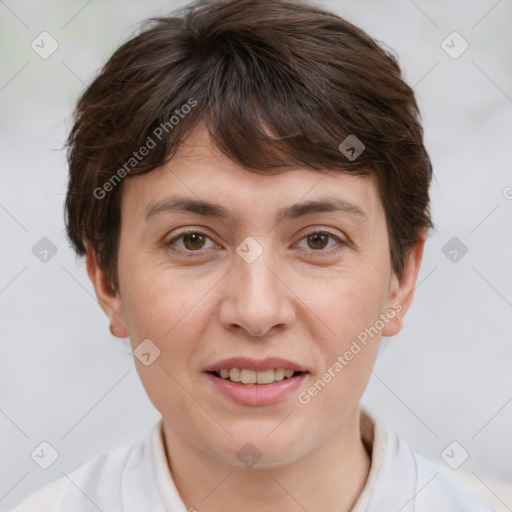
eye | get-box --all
[166,229,345,255]
[167,230,216,252]
[296,231,345,253]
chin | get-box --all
[207,430,312,469]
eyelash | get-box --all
[166,229,346,256]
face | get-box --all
[88,123,423,468]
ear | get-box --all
[381,228,427,337]
[85,247,129,338]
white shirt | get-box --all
[8,408,494,511]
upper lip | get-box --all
[204,357,309,373]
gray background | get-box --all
[1,0,511,510]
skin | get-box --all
[87,122,425,512]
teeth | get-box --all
[215,368,299,384]
[241,369,256,384]
[274,368,285,381]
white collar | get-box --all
[56,407,490,511]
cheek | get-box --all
[119,255,220,374]
[119,265,212,422]
[299,266,389,397]
[119,248,193,336]
[296,301,381,432]
[305,264,389,344]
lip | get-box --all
[204,356,309,373]
[204,371,308,406]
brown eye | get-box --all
[296,231,345,254]
[181,232,206,250]
[307,232,330,250]
[168,231,215,253]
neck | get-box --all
[162,406,372,512]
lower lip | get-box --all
[204,372,308,406]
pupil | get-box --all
[184,233,205,250]
[309,233,327,250]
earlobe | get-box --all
[109,321,127,339]
[381,229,427,337]
[85,247,129,339]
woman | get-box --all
[9,0,494,510]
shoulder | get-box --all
[7,475,69,512]
[7,429,158,512]
[412,448,495,511]
[360,409,496,512]
[375,424,495,511]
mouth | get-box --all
[203,357,310,405]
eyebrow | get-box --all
[142,195,368,223]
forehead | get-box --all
[120,123,383,225]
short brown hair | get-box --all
[65,0,433,292]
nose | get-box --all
[218,243,296,338]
